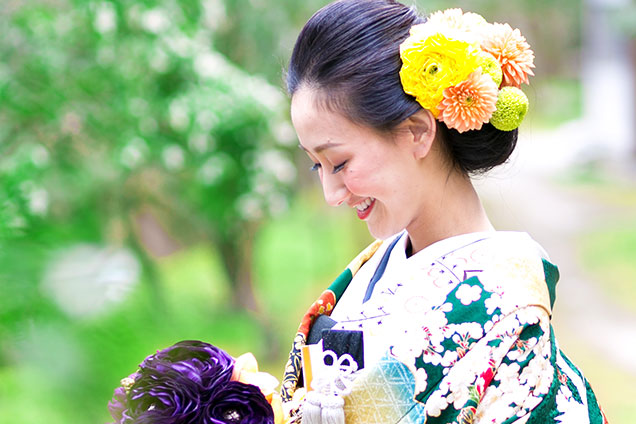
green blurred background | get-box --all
[1,0,635,422]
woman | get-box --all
[280,1,606,423]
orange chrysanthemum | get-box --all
[437,71,498,133]
[481,23,535,87]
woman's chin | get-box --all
[366,223,404,241]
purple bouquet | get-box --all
[108,340,277,424]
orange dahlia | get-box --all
[437,71,498,133]
[481,23,535,87]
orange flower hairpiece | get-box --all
[399,8,534,133]
[481,23,535,88]
[437,70,498,133]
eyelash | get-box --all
[310,161,347,174]
[332,161,346,173]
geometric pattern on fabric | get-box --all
[344,354,426,424]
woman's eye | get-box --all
[332,161,347,174]
[310,163,321,172]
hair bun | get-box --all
[439,123,518,175]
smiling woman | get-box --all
[291,85,492,248]
[279,1,607,423]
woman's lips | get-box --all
[355,198,375,220]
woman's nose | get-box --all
[321,173,349,207]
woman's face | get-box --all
[291,88,431,240]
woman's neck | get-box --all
[406,170,494,256]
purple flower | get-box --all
[142,340,235,391]
[202,381,274,424]
[126,367,204,423]
[108,373,140,424]
[107,386,128,423]
[107,340,242,424]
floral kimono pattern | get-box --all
[281,232,607,424]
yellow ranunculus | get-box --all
[399,32,482,117]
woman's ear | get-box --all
[405,109,437,160]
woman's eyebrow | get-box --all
[298,142,342,153]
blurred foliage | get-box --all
[0,0,298,309]
[0,1,296,420]
[580,224,636,311]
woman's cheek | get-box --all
[342,169,362,193]
[345,170,376,196]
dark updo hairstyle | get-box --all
[287,0,518,175]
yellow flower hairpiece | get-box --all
[399,8,534,133]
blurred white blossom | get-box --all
[236,194,263,221]
[120,137,149,169]
[94,2,117,34]
[162,31,192,58]
[196,109,219,132]
[169,100,190,131]
[31,144,50,167]
[28,187,49,216]
[201,0,226,30]
[42,245,140,319]
[141,8,170,34]
[19,180,49,216]
[162,144,185,171]
[243,76,285,111]
[188,133,211,154]
[259,150,296,184]
[198,155,228,185]
[273,121,297,146]
[194,51,231,79]
[253,177,274,196]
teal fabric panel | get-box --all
[542,259,560,310]
[329,268,353,301]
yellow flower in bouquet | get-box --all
[400,29,482,117]
[232,352,287,424]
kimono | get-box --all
[281,231,607,424]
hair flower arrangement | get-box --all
[399,8,534,133]
[107,340,286,424]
